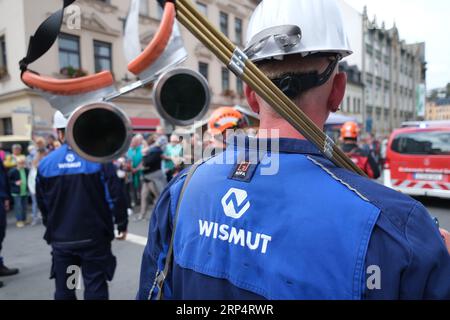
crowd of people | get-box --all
[0,106,250,296]
[116,111,254,222]
[116,127,185,222]
[0,135,62,228]
[0,127,191,228]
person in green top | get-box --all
[8,156,29,228]
[161,134,184,182]
[126,135,143,207]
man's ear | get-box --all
[328,72,347,113]
[57,129,65,143]
[245,84,260,114]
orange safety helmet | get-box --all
[208,107,244,136]
[340,121,360,140]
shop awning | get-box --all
[130,118,161,133]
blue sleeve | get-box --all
[136,173,186,300]
[101,163,128,233]
[365,202,450,300]
[402,203,450,299]
[35,173,49,226]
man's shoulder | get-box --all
[308,155,419,229]
[38,146,65,167]
[38,145,101,178]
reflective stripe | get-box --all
[399,180,413,188]
[413,181,426,189]
[430,182,443,190]
[391,179,450,190]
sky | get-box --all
[344,0,450,90]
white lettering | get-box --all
[367,265,381,290]
[66,265,82,290]
[218,224,229,241]
[58,162,82,169]
[229,228,246,247]
[246,231,261,250]
[199,220,214,237]
[198,220,272,254]
[66,5,81,30]
[177,304,210,317]
[213,222,219,239]
[260,234,272,254]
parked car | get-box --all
[384,125,450,199]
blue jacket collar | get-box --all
[227,135,323,156]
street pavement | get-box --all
[0,196,448,300]
[0,211,150,300]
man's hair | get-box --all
[257,54,335,81]
[34,136,46,147]
[147,134,156,145]
[255,54,338,119]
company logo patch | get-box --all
[198,189,272,254]
[58,153,81,169]
[66,154,75,163]
[221,188,251,219]
[230,161,258,183]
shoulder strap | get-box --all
[156,161,202,300]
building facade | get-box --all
[0,0,259,139]
[339,62,364,124]
[426,99,450,121]
[361,8,427,136]
[338,1,427,137]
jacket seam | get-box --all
[404,202,419,274]
[309,155,415,238]
[306,156,370,202]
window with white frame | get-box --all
[235,18,243,46]
[59,33,80,70]
[198,62,208,80]
[222,67,230,92]
[220,12,229,37]
[94,40,112,73]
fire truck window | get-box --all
[392,131,450,155]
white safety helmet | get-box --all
[244,0,352,63]
[53,111,68,129]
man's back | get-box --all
[138,137,450,300]
[143,146,163,174]
[36,144,127,246]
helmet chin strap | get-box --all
[270,54,340,100]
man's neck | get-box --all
[257,117,325,140]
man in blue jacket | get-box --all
[137,0,450,300]
[36,111,128,300]
[0,160,19,288]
